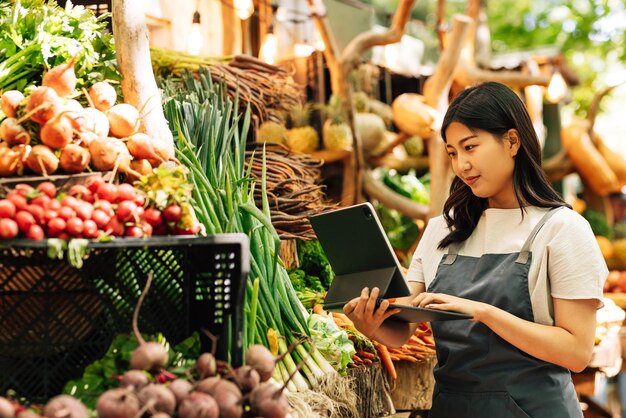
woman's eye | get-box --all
[447,151,456,157]
[465,144,475,151]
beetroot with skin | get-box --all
[137,384,176,415]
[150,414,170,418]
[168,379,193,404]
[235,365,261,393]
[119,370,150,391]
[130,341,168,372]
[211,380,243,418]
[244,344,277,382]
[196,353,216,379]
[0,398,14,418]
[95,388,140,418]
[194,376,221,395]
[249,382,290,418]
[178,392,218,418]
[43,395,88,418]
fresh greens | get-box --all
[0,0,119,93]
[307,314,355,375]
[381,168,430,205]
[376,203,420,252]
[296,240,334,290]
[583,208,612,238]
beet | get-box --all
[96,388,140,418]
[248,382,290,418]
[43,395,88,418]
[138,384,176,415]
[244,345,277,382]
[150,414,170,418]
[119,370,150,391]
[211,380,243,418]
[178,392,218,418]
[0,398,14,418]
[168,379,193,404]
[196,353,216,379]
[194,376,221,395]
[235,365,261,393]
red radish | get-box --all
[92,209,111,228]
[7,193,27,211]
[26,205,44,224]
[66,218,84,236]
[85,175,105,193]
[116,200,137,222]
[47,218,66,236]
[44,211,58,223]
[0,397,14,418]
[95,388,140,418]
[26,145,59,175]
[105,217,124,236]
[163,204,182,223]
[134,193,146,207]
[168,379,193,404]
[142,208,162,227]
[174,225,200,236]
[30,196,51,208]
[0,200,16,218]
[130,272,169,372]
[37,182,57,198]
[59,144,90,174]
[42,56,78,97]
[15,211,35,232]
[68,185,93,202]
[88,81,117,111]
[44,198,61,212]
[61,195,80,209]
[137,384,176,415]
[40,115,73,149]
[153,223,168,236]
[26,224,45,240]
[74,203,94,221]
[57,232,70,241]
[178,392,218,418]
[106,104,139,138]
[94,199,114,215]
[25,86,62,125]
[97,183,118,203]
[0,118,31,146]
[43,395,88,418]
[58,206,76,221]
[0,218,18,239]
[81,107,109,138]
[125,226,144,238]
[1,90,24,118]
[116,183,136,202]
[14,184,33,197]
[0,147,21,176]
[119,370,150,391]
[126,133,164,162]
[83,219,98,238]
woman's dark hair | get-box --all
[438,81,569,249]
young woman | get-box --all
[343,81,608,417]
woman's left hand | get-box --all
[411,292,487,321]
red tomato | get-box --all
[36,182,57,198]
[0,199,16,219]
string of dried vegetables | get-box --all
[152,47,303,125]
[245,143,336,240]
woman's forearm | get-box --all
[370,318,417,348]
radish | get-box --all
[126,133,164,162]
[137,384,176,415]
[60,195,80,209]
[130,272,169,372]
[42,56,78,98]
[27,205,45,224]
[82,107,110,138]
[162,204,182,223]
[89,137,131,172]
[95,388,140,418]
[74,202,94,221]
[117,200,138,222]
[0,218,18,239]
[82,219,98,239]
[26,86,62,125]
[104,216,124,236]
[58,206,76,221]
[96,183,118,203]
[125,226,144,238]
[15,211,35,232]
[244,345,278,382]
[0,147,21,176]
[17,411,41,418]
[116,183,136,202]
[64,99,83,113]
[66,217,83,236]
[88,82,117,111]
[1,90,24,118]
[195,376,221,395]
[40,115,73,149]
[37,181,57,198]
[86,175,105,193]
[92,209,111,229]
[142,208,163,227]
[47,218,66,237]
[0,397,14,418]
[168,379,193,404]
[0,118,30,146]
[0,200,16,218]
[7,193,27,211]
[59,144,90,174]
[43,395,88,418]
[178,392,218,418]
[106,104,139,138]
[26,224,44,240]
[26,145,58,176]
[68,185,93,201]
[31,196,51,208]
[203,379,242,418]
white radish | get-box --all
[106,103,139,138]
[1,90,24,117]
[26,86,62,125]
[0,118,30,146]
[88,81,117,111]
[42,55,78,98]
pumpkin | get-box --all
[391,93,440,138]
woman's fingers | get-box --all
[366,287,380,313]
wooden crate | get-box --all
[389,355,437,411]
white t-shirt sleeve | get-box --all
[546,212,608,304]
[406,216,447,284]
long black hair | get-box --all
[438,81,568,249]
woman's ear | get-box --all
[506,129,521,156]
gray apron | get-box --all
[427,208,582,418]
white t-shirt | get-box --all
[406,206,608,325]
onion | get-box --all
[1,90,24,118]
[26,145,59,176]
[106,104,139,138]
[88,81,117,111]
[40,115,73,149]
[43,395,88,418]
[26,86,62,125]
[42,56,78,97]
[96,389,140,418]
[60,143,91,174]
[0,118,30,146]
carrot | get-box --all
[386,298,397,303]
[375,343,397,380]
[313,304,327,317]
[389,354,401,361]
[393,354,419,363]
[332,312,354,327]
[356,350,376,360]
[361,358,372,365]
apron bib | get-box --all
[427,208,582,418]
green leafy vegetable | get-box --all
[376,203,420,252]
[583,208,612,238]
[297,240,334,290]
[307,313,355,375]
[381,168,430,205]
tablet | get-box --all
[387,304,473,323]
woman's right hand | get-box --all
[343,287,401,339]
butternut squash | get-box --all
[561,119,619,196]
[592,132,626,186]
[391,93,441,138]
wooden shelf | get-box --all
[310,149,352,164]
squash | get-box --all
[391,93,440,138]
[561,118,619,196]
[592,132,626,186]
[354,112,386,154]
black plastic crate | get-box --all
[0,234,249,400]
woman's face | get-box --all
[445,122,520,209]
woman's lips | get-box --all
[465,175,479,185]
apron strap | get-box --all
[442,242,461,265]
[515,207,564,264]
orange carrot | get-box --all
[313,304,327,317]
[356,349,376,360]
[375,343,397,380]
